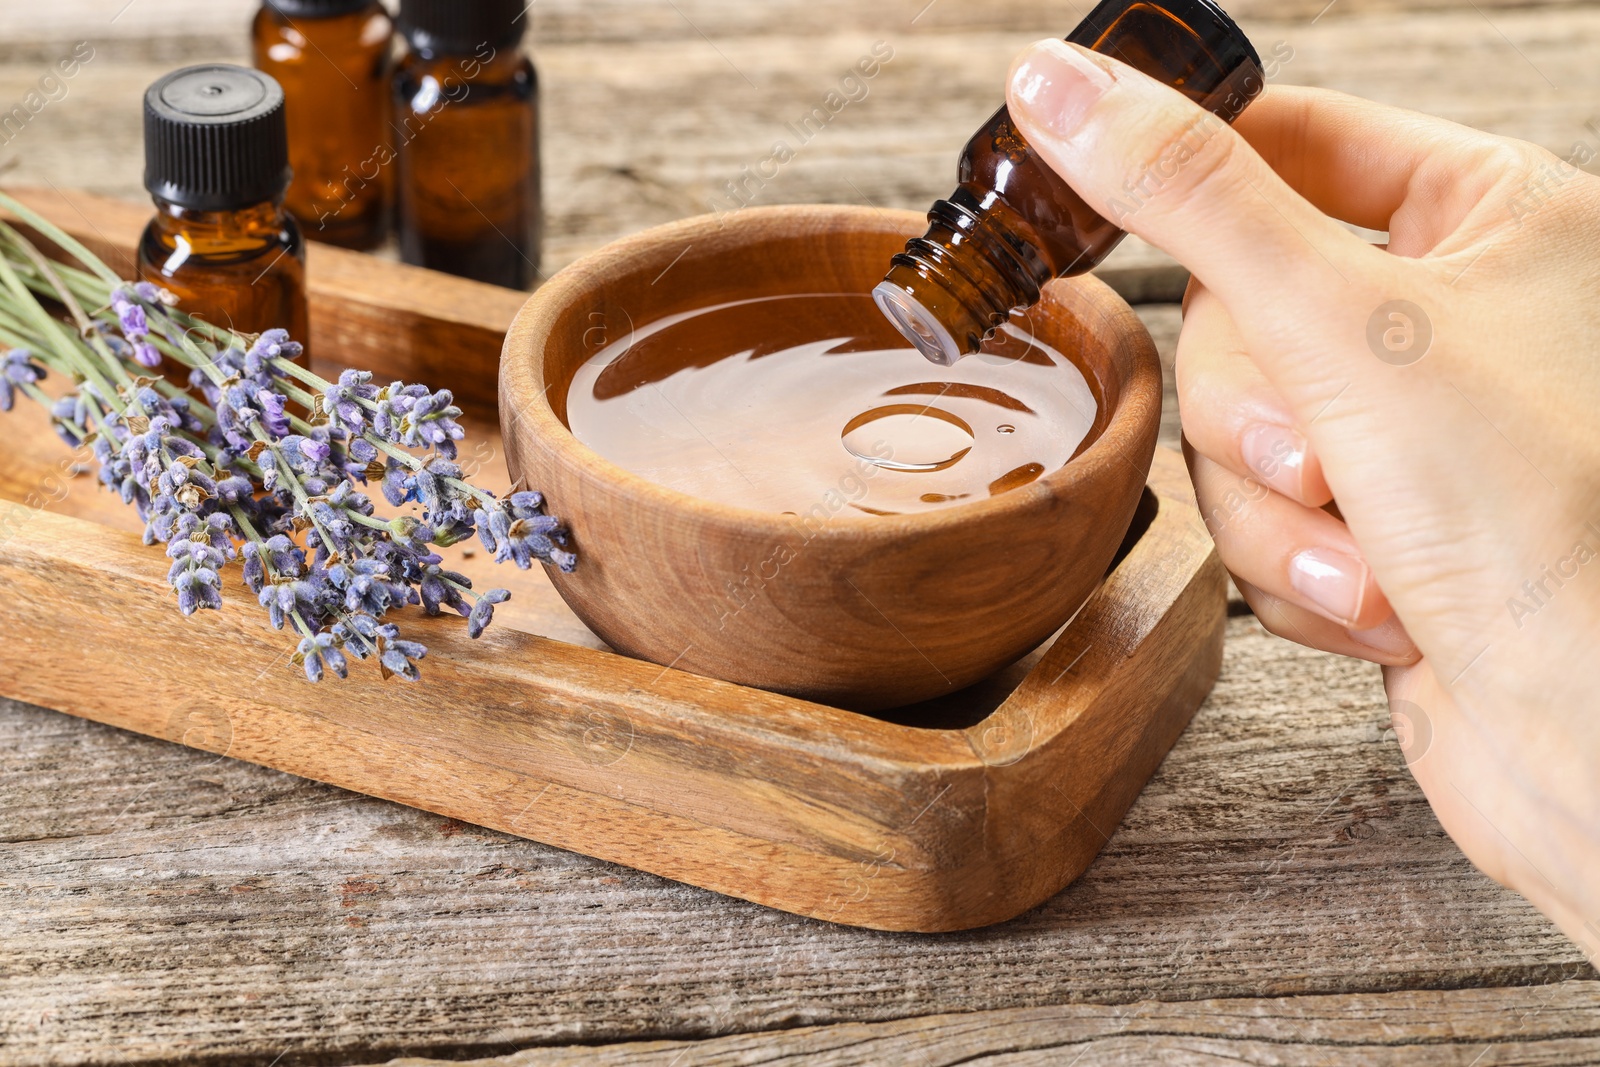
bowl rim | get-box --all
[501,203,1160,542]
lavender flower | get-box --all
[278,434,331,471]
[381,460,416,506]
[189,348,248,408]
[240,542,268,594]
[379,634,427,681]
[111,289,146,336]
[0,349,44,412]
[295,480,369,561]
[104,434,151,513]
[242,534,304,594]
[327,558,408,616]
[185,513,240,558]
[467,588,510,639]
[256,389,290,439]
[295,632,349,682]
[346,435,378,465]
[412,456,460,516]
[51,394,90,446]
[323,369,379,435]
[374,383,465,459]
[246,328,302,373]
[476,491,577,572]
[417,556,472,617]
[215,474,256,506]
[257,571,329,631]
[166,538,225,615]
[110,286,162,367]
[331,612,385,657]
[0,204,576,683]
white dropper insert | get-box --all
[872,281,962,367]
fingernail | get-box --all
[1288,546,1369,627]
[1009,40,1115,140]
[1349,615,1417,661]
[1241,422,1308,500]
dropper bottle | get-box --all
[137,65,310,364]
[251,0,396,250]
[392,0,542,289]
[875,0,1262,365]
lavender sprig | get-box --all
[0,191,575,682]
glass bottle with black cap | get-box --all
[252,0,396,251]
[137,64,310,369]
[393,0,541,289]
[874,0,1263,366]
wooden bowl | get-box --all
[500,205,1161,711]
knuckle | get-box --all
[1173,323,1235,400]
[1104,108,1248,222]
[1137,117,1246,214]
[1196,472,1269,543]
[1480,139,1542,179]
[1174,367,1224,444]
[1249,594,1312,646]
[1173,130,1245,205]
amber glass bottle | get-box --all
[876,0,1262,365]
[137,65,310,368]
[393,0,541,289]
[251,0,395,250]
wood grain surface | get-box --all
[380,981,1600,1065]
[3,614,1591,1066]
[2,0,1598,1063]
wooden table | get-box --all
[2,2,1598,1064]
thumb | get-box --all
[1006,39,1378,374]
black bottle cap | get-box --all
[263,0,374,16]
[398,0,527,54]
[144,65,292,212]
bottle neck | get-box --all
[261,1,382,16]
[147,196,292,256]
[401,37,525,70]
[876,188,1053,364]
[260,1,388,33]
[395,39,531,103]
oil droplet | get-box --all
[920,492,970,504]
[841,404,974,473]
[988,462,1045,495]
[996,424,1016,434]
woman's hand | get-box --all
[1006,38,1600,956]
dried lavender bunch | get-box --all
[0,191,574,682]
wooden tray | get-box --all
[0,188,1224,933]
